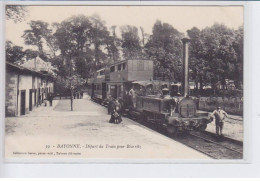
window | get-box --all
[118,64,122,71]
[110,66,115,72]
[123,63,127,70]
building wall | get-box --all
[17,74,33,115]
[6,67,55,117]
[5,71,18,116]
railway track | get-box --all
[135,119,243,159]
[130,115,243,159]
[174,131,243,159]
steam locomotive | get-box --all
[88,38,211,136]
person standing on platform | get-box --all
[211,106,228,137]
[109,99,122,124]
[48,94,53,107]
[107,95,113,115]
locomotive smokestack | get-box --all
[181,37,190,97]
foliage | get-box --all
[24,49,38,60]
[105,26,121,63]
[199,96,243,115]
[120,25,143,60]
[6,12,244,105]
[6,5,27,23]
[145,20,183,81]
[22,20,58,57]
[6,41,25,64]
[6,41,43,65]
[188,24,243,91]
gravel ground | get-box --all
[204,113,243,142]
[5,98,210,160]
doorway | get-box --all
[34,89,37,106]
[29,89,33,111]
[20,90,26,115]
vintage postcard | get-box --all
[4,4,244,161]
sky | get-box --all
[5,5,244,48]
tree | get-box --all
[22,20,58,57]
[6,41,25,64]
[200,24,237,91]
[188,23,242,92]
[232,26,243,89]
[139,26,149,59]
[120,25,142,59]
[145,20,183,81]
[89,15,110,69]
[105,26,121,63]
[24,49,39,60]
[187,27,209,90]
[53,15,108,110]
[6,5,27,23]
[74,51,95,79]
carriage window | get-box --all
[118,64,122,71]
[110,66,115,72]
[123,63,127,70]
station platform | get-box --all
[5,98,210,160]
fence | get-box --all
[198,96,243,116]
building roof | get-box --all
[6,61,54,79]
[21,56,55,73]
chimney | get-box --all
[181,37,190,97]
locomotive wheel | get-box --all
[198,124,207,131]
[166,125,177,137]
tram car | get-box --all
[89,38,211,135]
[90,59,154,104]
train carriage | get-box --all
[91,59,154,103]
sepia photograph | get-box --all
[4,5,244,161]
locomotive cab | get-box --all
[170,83,182,97]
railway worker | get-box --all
[211,106,228,137]
[129,87,136,108]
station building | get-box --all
[5,57,55,117]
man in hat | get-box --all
[211,106,228,137]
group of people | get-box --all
[107,87,137,124]
[108,97,123,124]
